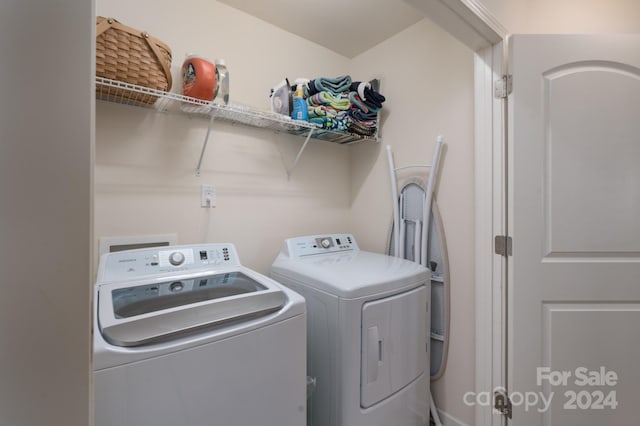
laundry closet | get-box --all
[94,0,476,423]
[7,0,640,425]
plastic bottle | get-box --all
[213,59,229,105]
[291,85,308,121]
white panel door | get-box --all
[509,35,640,425]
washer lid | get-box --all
[272,250,429,298]
[98,271,287,347]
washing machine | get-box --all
[271,234,430,426]
[93,243,306,426]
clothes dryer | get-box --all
[271,234,430,426]
[94,243,306,426]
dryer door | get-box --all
[360,285,428,408]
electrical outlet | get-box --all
[201,185,216,208]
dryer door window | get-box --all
[360,285,428,408]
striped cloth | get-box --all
[308,75,352,96]
[307,91,351,110]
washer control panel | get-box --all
[100,244,237,283]
[284,234,358,258]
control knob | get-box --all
[321,238,331,248]
[169,251,185,266]
[170,282,184,292]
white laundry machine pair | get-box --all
[271,234,431,426]
[93,243,306,426]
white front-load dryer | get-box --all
[271,234,430,426]
[93,243,306,426]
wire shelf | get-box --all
[95,77,378,145]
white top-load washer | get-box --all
[271,234,430,426]
[94,243,306,426]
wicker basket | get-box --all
[96,17,172,105]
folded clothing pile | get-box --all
[307,106,350,131]
[295,75,385,135]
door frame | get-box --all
[474,40,507,426]
[407,1,508,425]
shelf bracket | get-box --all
[196,113,216,177]
[286,127,315,180]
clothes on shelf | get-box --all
[308,106,350,132]
[307,75,352,96]
[307,92,351,110]
[294,75,385,135]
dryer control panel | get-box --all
[98,244,239,283]
[283,234,359,258]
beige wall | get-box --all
[95,0,352,274]
[349,20,476,425]
[0,0,93,425]
[480,0,640,33]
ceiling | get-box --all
[217,0,426,58]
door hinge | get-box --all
[494,389,513,419]
[494,75,512,98]
[494,235,512,256]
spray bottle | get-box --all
[291,84,308,121]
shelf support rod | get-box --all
[287,127,315,180]
[196,113,216,177]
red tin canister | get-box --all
[181,55,217,101]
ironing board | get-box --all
[386,137,449,425]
